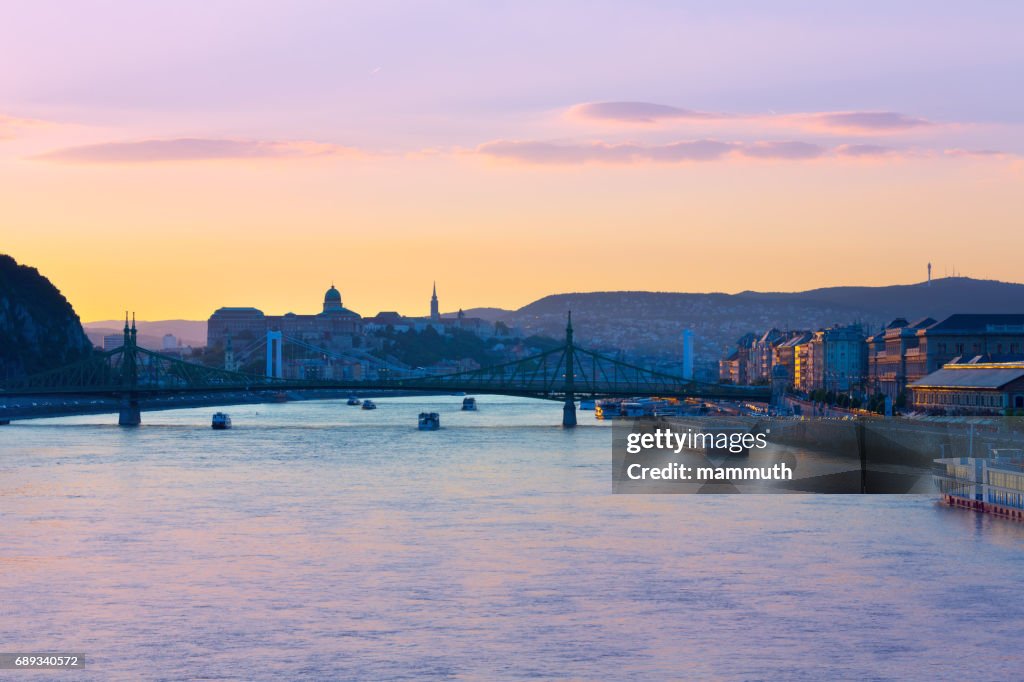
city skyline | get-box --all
[2,1,1022,321]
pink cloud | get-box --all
[475,139,735,164]
[943,148,1010,158]
[568,101,723,124]
[35,137,361,163]
[739,141,824,159]
[805,111,933,133]
[0,114,50,140]
[563,101,937,136]
[835,143,898,157]
[473,138,1017,166]
[475,139,840,165]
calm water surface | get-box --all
[2,396,1023,680]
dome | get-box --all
[324,285,342,303]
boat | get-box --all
[211,412,232,430]
[595,399,623,420]
[346,395,362,406]
[361,400,377,410]
[418,412,441,430]
[935,449,1024,521]
[462,397,477,411]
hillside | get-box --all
[89,277,1024,369]
[83,319,207,349]
[500,277,1024,363]
[0,254,93,379]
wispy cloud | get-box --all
[835,143,898,157]
[475,139,735,164]
[473,138,1016,166]
[35,137,361,164]
[804,111,932,133]
[0,114,51,140]
[566,101,936,135]
[739,141,823,159]
[474,138,840,165]
[943,148,1010,158]
[568,101,722,124]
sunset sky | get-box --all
[2,1,1022,322]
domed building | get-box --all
[207,284,363,354]
[320,285,360,317]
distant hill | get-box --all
[0,254,93,378]
[441,307,513,322]
[84,319,207,349]
[81,277,1024,365]
[500,277,1024,363]
[735,277,1024,320]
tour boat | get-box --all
[346,396,362,406]
[361,400,377,410]
[462,397,477,411]
[211,412,232,430]
[595,399,623,420]
[418,412,441,430]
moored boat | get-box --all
[361,399,377,410]
[347,395,362,406]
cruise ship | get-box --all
[934,449,1024,521]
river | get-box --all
[2,396,1022,680]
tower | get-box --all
[224,334,237,372]
[681,329,695,380]
[266,330,283,378]
[927,262,932,286]
[430,282,440,322]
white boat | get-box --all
[361,400,377,410]
[211,412,232,430]
[462,397,477,411]
[418,412,440,430]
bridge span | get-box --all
[2,314,770,426]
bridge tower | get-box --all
[266,330,283,378]
[562,312,577,428]
[118,312,141,426]
[224,334,237,372]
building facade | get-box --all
[868,314,1024,399]
[909,357,1024,415]
[207,285,363,352]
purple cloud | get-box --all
[475,139,842,164]
[566,102,937,135]
[835,143,897,157]
[476,139,735,164]
[944,148,1008,157]
[35,137,357,163]
[570,101,722,123]
[811,111,932,132]
[739,141,824,159]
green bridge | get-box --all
[2,314,770,426]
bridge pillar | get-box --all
[562,398,577,428]
[118,396,141,426]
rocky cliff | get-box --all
[0,254,93,380]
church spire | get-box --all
[430,281,440,322]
